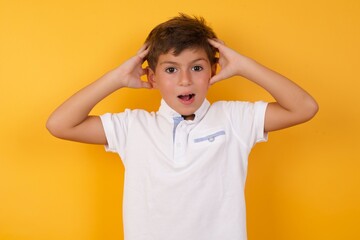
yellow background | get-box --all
[1,0,359,239]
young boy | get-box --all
[47,14,318,240]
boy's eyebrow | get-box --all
[159,58,209,65]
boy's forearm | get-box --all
[247,60,315,106]
[46,71,123,136]
[47,47,150,141]
[208,39,318,124]
[239,58,318,130]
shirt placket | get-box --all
[173,118,188,163]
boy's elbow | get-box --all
[46,117,65,139]
[302,97,319,122]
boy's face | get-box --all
[148,48,216,117]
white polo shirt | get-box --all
[100,99,268,240]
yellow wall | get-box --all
[1,0,359,239]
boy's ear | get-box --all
[211,63,217,77]
[147,67,157,88]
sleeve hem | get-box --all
[255,101,269,143]
[100,113,118,153]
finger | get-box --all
[214,38,225,45]
[208,38,225,48]
[208,38,219,48]
[209,74,222,85]
[137,43,149,54]
[138,48,149,60]
[137,44,150,59]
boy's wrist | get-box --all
[101,69,127,90]
[237,57,261,79]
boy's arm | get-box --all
[208,39,318,132]
[46,45,151,144]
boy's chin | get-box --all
[176,103,203,117]
[177,107,197,116]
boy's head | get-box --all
[145,13,218,71]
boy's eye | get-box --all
[192,66,203,71]
[165,67,177,73]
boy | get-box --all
[47,14,318,240]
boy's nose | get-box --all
[179,71,192,86]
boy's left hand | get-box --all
[208,38,250,85]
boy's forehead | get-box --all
[158,47,209,62]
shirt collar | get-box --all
[158,99,210,123]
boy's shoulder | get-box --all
[210,100,267,110]
[102,108,156,121]
[206,100,268,123]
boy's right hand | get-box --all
[46,44,153,144]
[109,44,152,89]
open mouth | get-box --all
[178,93,195,101]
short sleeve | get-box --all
[253,101,268,143]
[223,101,268,148]
[100,110,131,159]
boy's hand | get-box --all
[208,38,250,85]
[46,44,153,144]
[209,39,318,132]
[110,44,152,89]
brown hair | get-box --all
[145,13,218,70]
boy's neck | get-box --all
[181,114,195,120]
